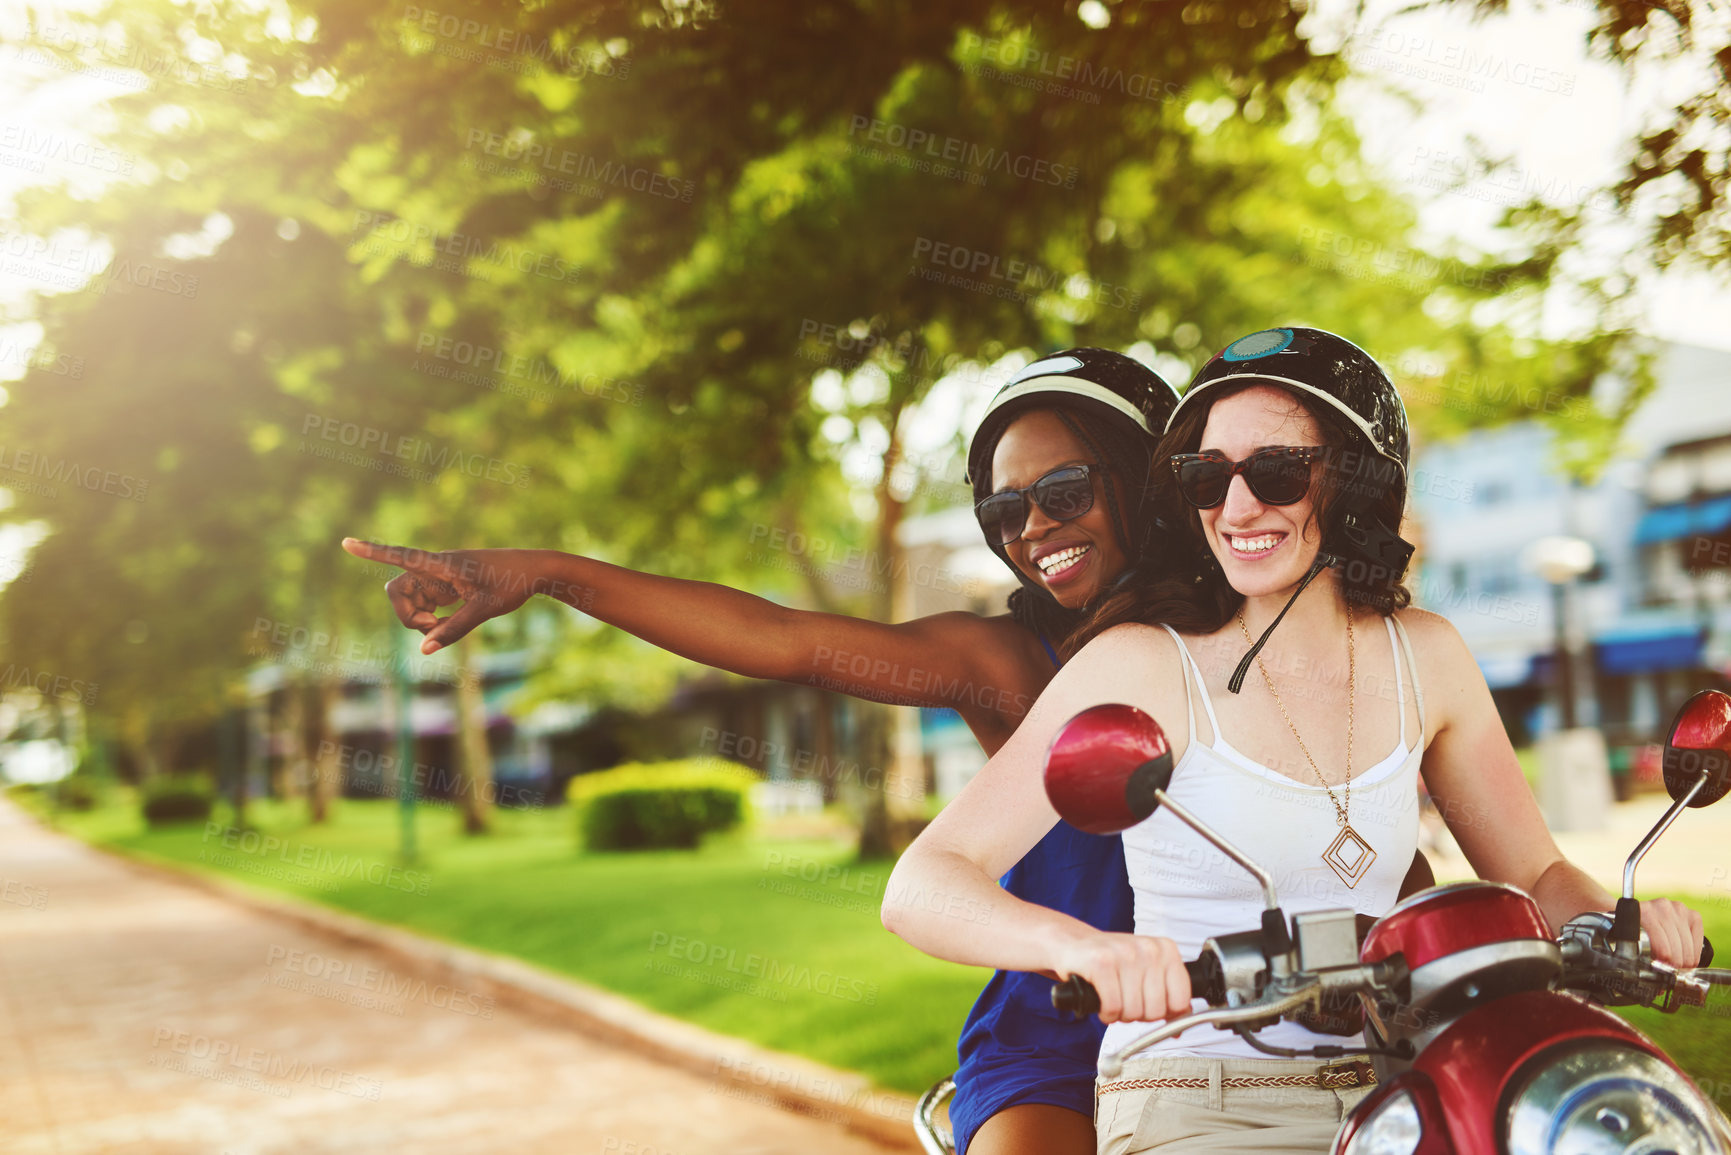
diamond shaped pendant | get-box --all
[1323,825,1377,889]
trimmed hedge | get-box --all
[567,759,757,850]
[142,776,215,826]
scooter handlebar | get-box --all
[1051,954,1223,1017]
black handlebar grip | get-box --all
[1702,936,1715,969]
[1051,955,1223,1018]
[1051,975,1100,1016]
[1186,954,1224,1005]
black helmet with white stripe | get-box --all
[966,348,1180,645]
[967,347,1179,486]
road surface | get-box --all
[0,800,899,1155]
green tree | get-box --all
[0,0,1615,847]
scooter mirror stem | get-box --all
[1152,788,1294,962]
[1612,768,1710,950]
[1154,788,1279,911]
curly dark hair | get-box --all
[1065,380,1411,656]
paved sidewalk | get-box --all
[0,800,906,1155]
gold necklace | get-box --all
[1238,608,1377,888]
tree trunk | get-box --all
[275,676,307,801]
[309,680,342,824]
[857,400,924,857]
[122,707,162,784]
[454,642,494,835]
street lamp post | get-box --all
[1521,534,1610,832]
[395,627,418,864]
[1524,535,1596,730]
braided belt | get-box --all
[1100,1060,1376,1095]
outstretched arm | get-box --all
[340,539,1043,732]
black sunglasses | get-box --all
[1169,446,1324,509]
[976,464,1099,545]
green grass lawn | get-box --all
[16,786,1731,1106]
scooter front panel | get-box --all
[1361,881,1549,972]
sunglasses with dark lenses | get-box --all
[976,464,1099,545]
[1169,446,1324,509]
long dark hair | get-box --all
[969,400,1162,649]
[1067,380,1411,655]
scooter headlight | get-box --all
[1340,1089,1422,1155]
[1505,1043,1729,1154]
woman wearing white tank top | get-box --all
[883,328,1706,1155]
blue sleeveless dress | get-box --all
[946,633,1135,1153]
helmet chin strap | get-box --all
[1227,553,1341,695]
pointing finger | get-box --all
[343,538,439,574]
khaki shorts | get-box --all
[1095,1055,1376,1155]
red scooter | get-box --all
[1041,691,1731,1155]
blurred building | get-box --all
[1410,342,1731,768]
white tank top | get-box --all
[1100,616,1427,1063]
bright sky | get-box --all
[1308,0,1731,351]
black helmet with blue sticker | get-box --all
[1170,327,1409,471]
[1171,326,1415,691]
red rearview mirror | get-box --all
[1043,703,1173,835]
[1662,689,1731,808]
